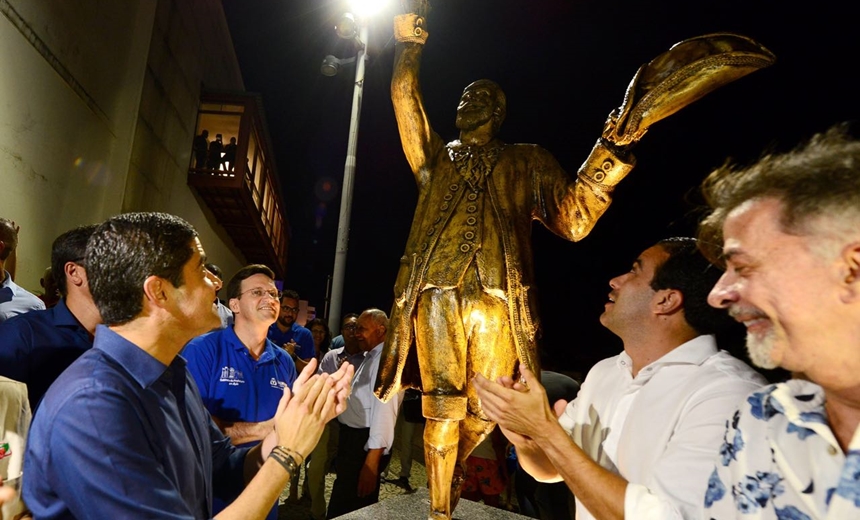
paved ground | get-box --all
[276,421,523,519]
[277,423,430,520]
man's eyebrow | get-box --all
[721,249,745,263]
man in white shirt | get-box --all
[328,309,402,518]
[306,312,364,520]
[475,237,766,520]
[699,126,860,519]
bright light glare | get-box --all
[350,0,387,18]
[469,309,488,333]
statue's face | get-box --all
[456,83,497,132]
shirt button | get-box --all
[828,445,838,455]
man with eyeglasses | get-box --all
[269,289,315,371]
[328,309,402,518]
[183,264,297,520]
[305,312,365,520]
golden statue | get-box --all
[374,2,774,518]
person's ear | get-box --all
[142,275,169,309]
[653,288,683,316]
[65,262,85,288]
[839,241,860,303]
[229,297,241,313]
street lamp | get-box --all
[323,9,371,335]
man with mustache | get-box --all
[183,264,297,520]
[700,125,860,519]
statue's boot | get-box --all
[449,413,498,514]
[425,419,459,519]
[448,460,466,515]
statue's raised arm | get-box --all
[391,0,440,179]
[381,5,775,517]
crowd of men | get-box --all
[2,125,860,520]
[0,46,860,520]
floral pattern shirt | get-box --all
[705,379,860,519]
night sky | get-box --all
[222,0,856,376]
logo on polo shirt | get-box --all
[270,378,286,389]
[219,366,245,386]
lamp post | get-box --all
[325,13,369,335]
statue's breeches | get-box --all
[415,265,519,421]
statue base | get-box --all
[330,486,533,519]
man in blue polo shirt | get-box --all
[0,224,102,410]
[268,289,315,370]
[184,264,297,520]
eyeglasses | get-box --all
[342,323,358,331]
[239,287,279,300]
[281,306,299,313]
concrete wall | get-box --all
[0,0,247,292]
[126,0,247,280]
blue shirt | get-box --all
[183,326,296,520]
[23,325,248,520]
[330,334,345,351]
[267,321,315,360]
[0,298,92,410]
[183,326,297,443]
[0,270,45,323]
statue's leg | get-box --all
[423,418,460,519]
[452,269,519,511]
[414,287,469,519]
[449,412,496,512]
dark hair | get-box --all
[0,218,17,261]
[308,318,332,354]
[279,289,300,304]
[698,124,860,264]
[341,312,360,325]
[225,264,275,300]
[650,237,733,335]
[87,213,197,326]
[51,224,98,296]
[205,263,223,280]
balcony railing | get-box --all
[187,92,288,278]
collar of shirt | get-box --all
[224,325,277,363]
[94,324,178,389]
[768,379,837,446]
[616,334,718,384]
[51,298,87,329]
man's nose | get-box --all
[708,273,737,309]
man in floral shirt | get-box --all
[700,124,860,519]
